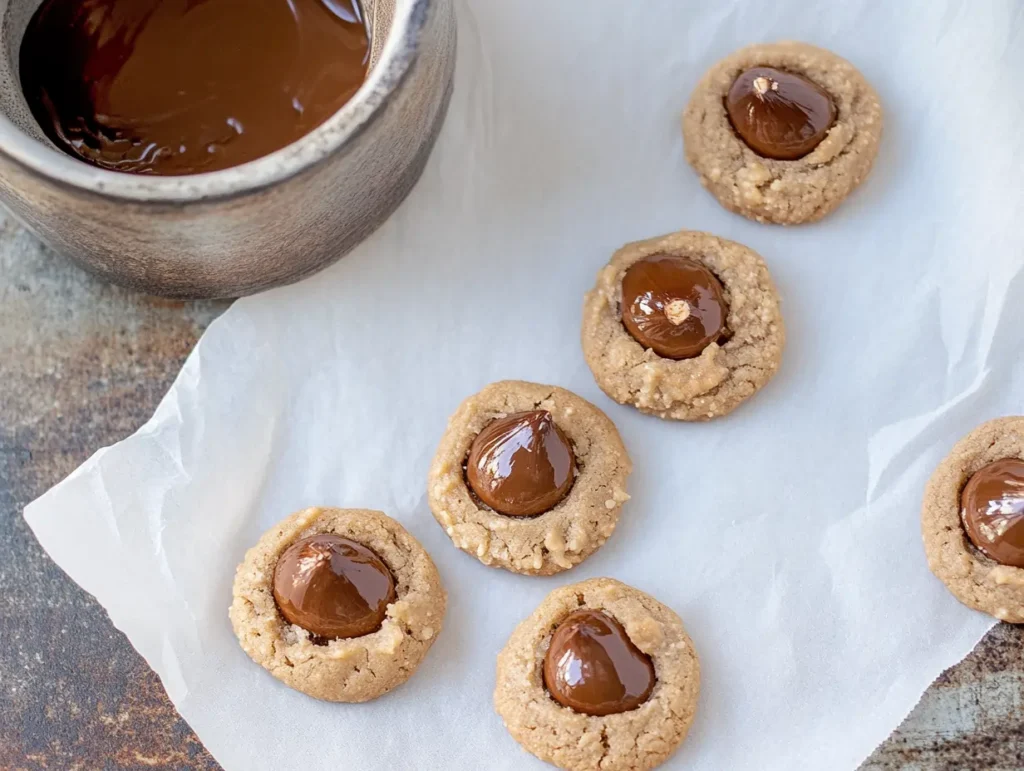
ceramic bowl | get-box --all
[0,0,456,298]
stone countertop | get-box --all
[1,222,1021,770]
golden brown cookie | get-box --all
[229,507,446,701]
[581,230,785,421]
[427,381,632,575]
[683,41,883,224]
[494,578,700,771]
[923,418,1024,623]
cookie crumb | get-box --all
[664,299,691,325]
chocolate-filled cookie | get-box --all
[495,578,700,771]
[683,41,883,224]
[923,418,1024,622]
[582,229,785,420]
[230,507,446,701]
[427,381,632,575]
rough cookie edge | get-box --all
[494,578,700,771]
[581,229,785,421]
[427,381,632,576]
[922,418,1024,623]
[682,40,883,225]
[229,507,447,701]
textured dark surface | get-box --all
[0,222,1022,770]
[0,220,224,771]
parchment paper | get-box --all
[24,1,1024,768]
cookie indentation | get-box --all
[620,254,729,360]
[543,609,655,716]
[273,534,396,640]
[725,66,836,160]
[466,410,576,517]
[960,459,1024,569]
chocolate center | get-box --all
[543,609,656,716]
[725,66,836,160]
[273,534,396,640]
[961,459,1024,568]
[621,254,728,359]
[465,410,575,517]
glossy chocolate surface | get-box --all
[466,411,575,517]
[543,609,656,716]
[21,0,369,175]
[961,459,1024,568]
[621,254,728,359]
[273,534,396,639]
[725,66,836,160]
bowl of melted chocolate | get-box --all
[0,0,456,297]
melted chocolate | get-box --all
[273,534,396,639]
[543,609,656,716]
[21,0,369,175]
[726,66,836,160]
[961,459,1024,568]
[466,411,575,517]
[621,254,728,359]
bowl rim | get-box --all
[0,0,432,204]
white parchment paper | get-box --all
[24,1,1024,768]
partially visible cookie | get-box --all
[229,507,446,701]
[427,381,632,576]
[683,41,883,224]
[494,578,700,771]
[582,229,784,421]
[923,418,1024,623]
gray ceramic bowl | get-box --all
[0,0,456,298]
